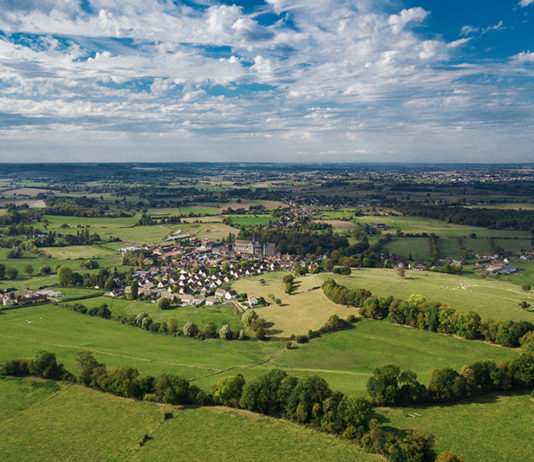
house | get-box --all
[248,295,258,306]
[215,288,226,299]
[180,294,193,305]
[205,296,217,306]
[225,290,238,300]
[192,294,205,305]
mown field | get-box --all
[324,268,534,323]
[379,392,534,462]
[0,377,382,462]
[232,272,359,336]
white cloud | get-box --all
[519,0,534,7]
[511,51,534,64]
[0,1,532,162]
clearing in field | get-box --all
[322,268,534,323]
[232,272,359,336]
[380,391,534,462]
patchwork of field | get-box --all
[0,377,381,462]
[380,392,534,462]
[324,269,534,323]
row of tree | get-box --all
[322,279,534,348]
[367,351,534,406]
[0,351,462,462]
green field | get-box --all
[383,237,432,260]
[325,268,534,323]
[82,296,244,330]
[0,302,517,397]
[380,392,534,462]
[226,215,276,226]
[0,377,382,462]
[352,215,531,239]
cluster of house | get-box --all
[1,288,64,306]
[111,237,298,307]
[474,256,520,275]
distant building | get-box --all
[233,235,276,256]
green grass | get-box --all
[81,296,244,330]
[0,304,283,381]
[383,237,432,260]
[0,377,382,462]
[353,215,531,239]
[0,300,517,397]
[226,215,276,226]
[130,406,383,462]
[0,378,164,462]
[324,268,534,323]
[269,318,518,395]
[379,392,534,462]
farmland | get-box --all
[0,377,381,462]
[379,392,534,462]
[325,269,534,323]
[1,163,534,461]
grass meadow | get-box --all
[82,296,244,330]
[379,392,534,462]
[0,377,382,462]
[324,269,534,323]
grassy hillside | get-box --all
[323,269,534,323]
[0,304,517,396]
[233,272,359,336]
[379,392,534,462]
[0,377,382,462]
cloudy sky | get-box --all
[0,0,533,163]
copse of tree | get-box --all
[322,279,372,307]
[157,297,171,310]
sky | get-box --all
[0,0,533,163]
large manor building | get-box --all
[233,236,276,256]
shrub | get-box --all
[183,322,199,338]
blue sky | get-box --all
[0,0,533,163]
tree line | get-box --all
[322,279,534,348]
[0,350,463,462]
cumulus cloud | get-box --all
[0,0,532,162]
[519,0,534,7]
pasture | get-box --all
[0,302,517,397]
[82,296,244,330]
[380,392,534,462]
[0,377,381,462]
[232,272,359,336]
[324,269,534,323]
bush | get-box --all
[158,298,171,310]
[219,324,232,340]
[183,322,199,338]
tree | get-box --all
[242,309,259,329]
[397,266,406,278]
[158,297,171,310]
[167,317,179,335]
[435,451,464,462]
[6,267,18,280]
[57,265,74,286]
[219,324,232,340]
[213,374,245,407]
[7,247,22,259]
[183,322,198,338]
[39,265,51,276]
[367,365,401,405]
[0,263,5,279]
[429,368,459,401]
[24,264,34,276]
[130,280,139,300]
